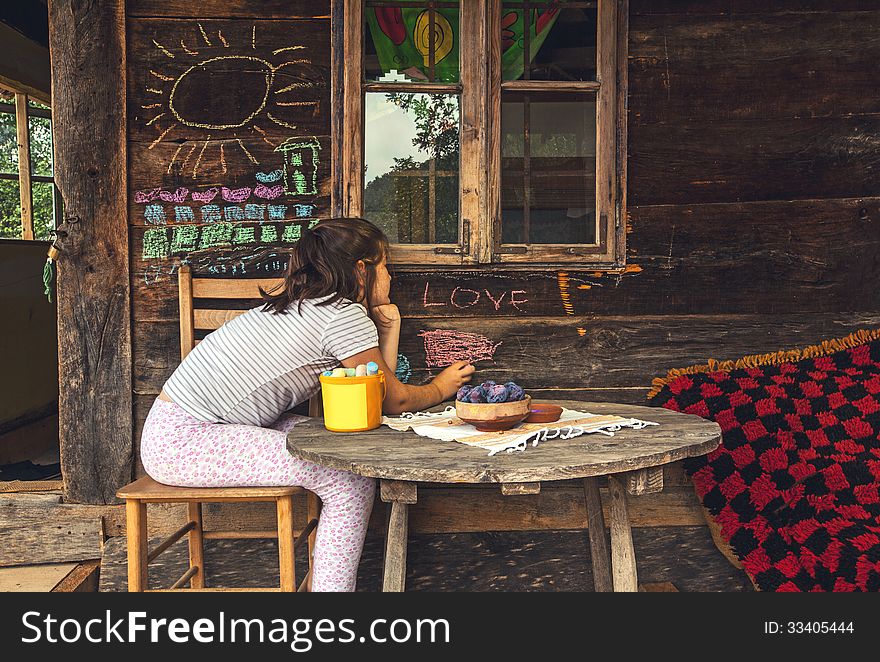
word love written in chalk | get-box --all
[422,282,527,312]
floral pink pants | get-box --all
[139,398,375,592]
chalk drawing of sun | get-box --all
[144,23,324,178]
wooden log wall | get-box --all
[126,0,332,468]
[123,1,880,516]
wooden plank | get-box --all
[583,476,612,592]
[341,0,362,216]
[15,93,34,240]
[379,480,418,505]
[276,496,296,592]
[52,560,101,592]
[192,278,280,299]
[127,0,331,19]
[459,0,487,263]
[607,474,637,592]
[630,116,880,207]
[330,0,344,215]
[0,479,63,494]
[500,482,540,496]
[49,0,132,504]
[193,307,246,329]
[132,311,880,398]
[625,466,664,496]
[595,0,618,263]
[126,500,148,591]
[0,563,79,592]
[178,265,194,359]
[407,484,705,533]
[187,502,205,588]
[0,22,51,103]
[382,500,408,592]
[629,10,880,125]
[0,493,107,567]
[616,0,629,264]
[630,0,878,15]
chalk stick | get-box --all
[366,361,379,375]
[355,364,367,376]
[330,368,347,378]
[321,370,333,377]
[344,367,356,377]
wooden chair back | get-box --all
[177,264,322,417]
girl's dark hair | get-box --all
[260,217,389,315]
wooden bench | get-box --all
[116,265,321,592]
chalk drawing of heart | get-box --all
[159,187,189,203]
[255,169,283,184]
[254,184,284,200]
[191,187,219,203]
[134,188,161,204]
[221,186,252,203]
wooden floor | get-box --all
[99,524,753,592]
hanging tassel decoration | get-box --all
[43,245,60,303]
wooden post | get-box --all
[14,92,33,240]
[383,500,409,592]
[583,477,613,592]
[125,499,147,592]
[277,496,296,592]
[187,502,205,589]
[607,474,638,592]
[48,0,132,504]
[306,492,321,567]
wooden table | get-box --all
[287,401,720,592]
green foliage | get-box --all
[0,108,55,240]
[364,93,460,243]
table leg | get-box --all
[583,477,613,592]
[382,500,409,592]
[607,474,638,592]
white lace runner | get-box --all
[382,406,658,456]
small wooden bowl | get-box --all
[525,403,563,424]
[455,395,532,432]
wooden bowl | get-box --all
[526,403,563,424]
[455,395,531,432]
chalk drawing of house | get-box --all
[275,137,320,197]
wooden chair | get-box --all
[116,265,322,592]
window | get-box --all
[339,0,626,266]
[0,84,58,241]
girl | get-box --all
[139,217,475,592]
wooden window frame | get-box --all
[333,0,627,269]
[0,81,56,242]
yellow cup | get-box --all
[319,371,386,432]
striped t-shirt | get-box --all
[163,295,379,427]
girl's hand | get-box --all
[431,361,475,400]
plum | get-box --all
[468,386,487,403]
[456,385,473,401]
[504,381,525,401]
[486,384,509,403]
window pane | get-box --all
[365,2,460,83]
[32,181,55,240]
[501,2,597,81]
[364,93,459,244]
[0,111,19,174]
[29,116,53,177]
[501,91,596,244]
[0,178,22,238]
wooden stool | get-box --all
[116,476,320,592]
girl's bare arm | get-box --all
[340,347,474,415]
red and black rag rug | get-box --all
[649,330,880,592]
